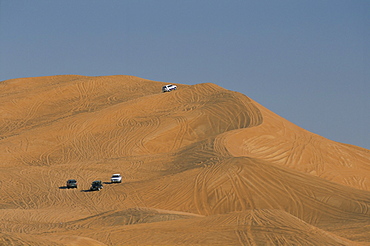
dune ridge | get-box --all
[0,75,369,245]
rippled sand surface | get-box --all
[1,75,369,245]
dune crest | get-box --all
[222,100,370,191]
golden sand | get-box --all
[0,75,369,245]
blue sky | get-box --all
[0,0,369,149]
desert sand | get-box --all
[0,75,369,245]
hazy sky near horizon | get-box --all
[1,0,369,149]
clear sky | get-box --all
[1,0,369,149]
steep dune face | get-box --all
[122,154,370,243]
[222,100,370,191]
[0,75,370,245]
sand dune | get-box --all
[223,100,370,191]
[0,75,369,245]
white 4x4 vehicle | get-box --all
[162,84,177,92]
[111,174,122,183]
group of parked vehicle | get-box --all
[65,174,122,191]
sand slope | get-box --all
[0,75,369,245]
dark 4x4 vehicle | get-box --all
[90,180,103,191]
[66,179,78,189]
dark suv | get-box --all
[90,180,103,191]
[66,179,78,189]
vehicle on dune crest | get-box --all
[162,84,177,92]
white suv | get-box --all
[111,174,122,183]
[162,84,177,92]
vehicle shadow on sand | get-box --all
[59,186,69,189]
[80,189,94,192]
